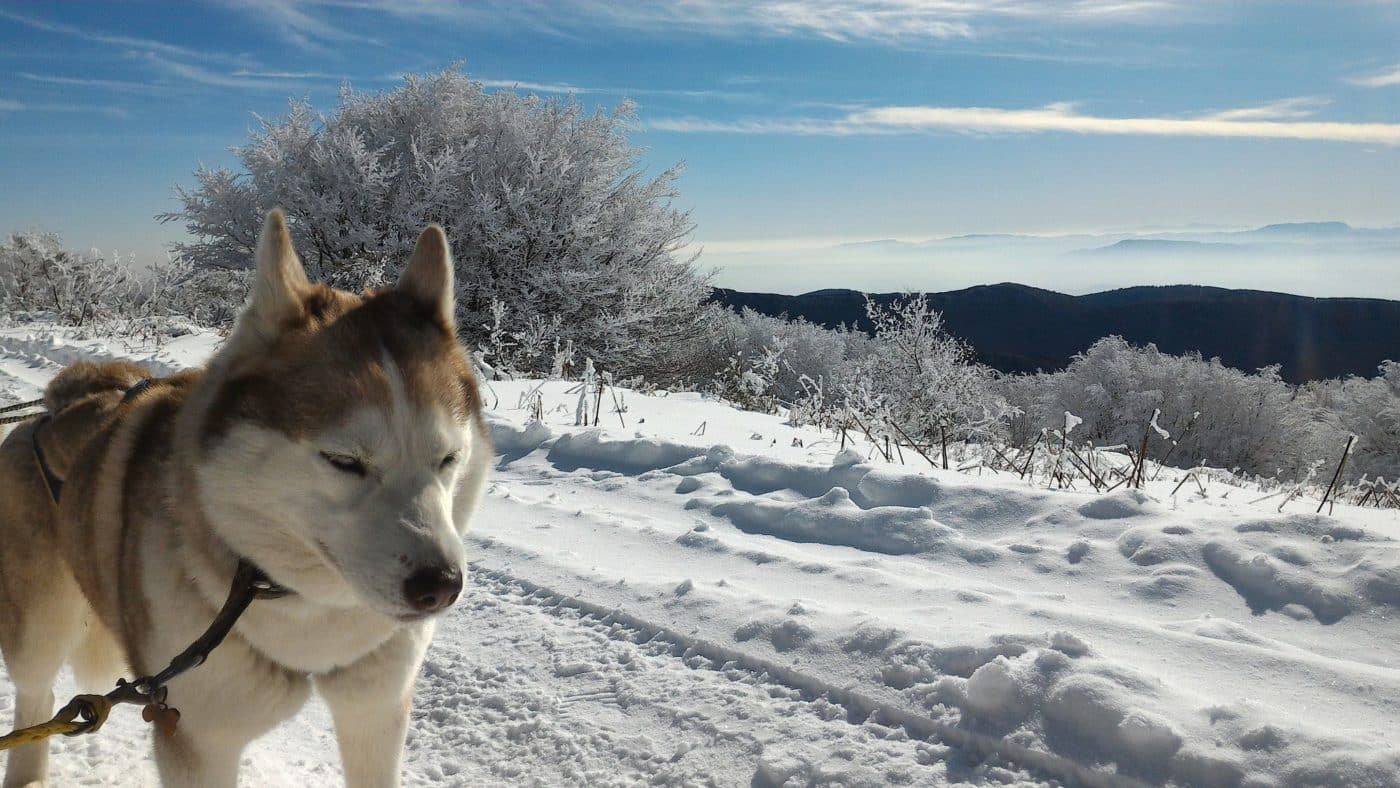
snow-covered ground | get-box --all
[2,324,1399,787]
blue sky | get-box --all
[1,1,1397,294]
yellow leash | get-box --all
[0,695,113,751]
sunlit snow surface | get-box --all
[2,324,1398,787]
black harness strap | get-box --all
[29,376,293,601]
[2,557,290,744]
[120,377,154,404]
[32,378,152,504]
[31,415,64,503]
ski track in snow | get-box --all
[3,324,1400,787]
[9,569,1032,787]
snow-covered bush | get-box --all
[715,341,785,414]
[705,307,871,414]
[0,230,135,328]
[160,67,712,380]
[999,337,1349,480]
[125,255,252,331]
[854,295,1008,443]
[703,299,1002,441]
[476,298,581,380]
[1302,362,1400,482]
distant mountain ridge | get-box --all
[710,284,1400,383]
[701,220,1400,300]
[1079,239,1248,255]
[1252,221,1354,235]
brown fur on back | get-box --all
[0,360,155,700]
[43,360,151,414]
[53,373,202,671]
[33,361,155,482]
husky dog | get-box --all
[0,210,491,787]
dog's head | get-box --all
[195,209,489,621]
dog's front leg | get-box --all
[316,624,433,788]
[150,639,312,788]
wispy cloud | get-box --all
[476,77,758,102]
[651,102,1400,145]
[237,0,1194,44]
[135,52,316,91]
[231,69,346,80]
[1347,64,1400,88]
[19,72,165,94]
[1202,96,1329,122]
[0,98,130,118]
[475,78,583,94]
[220,0,380,50]
[0,8,250,66]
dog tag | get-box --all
[142,704,181,736]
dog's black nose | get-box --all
[403,566,463,613]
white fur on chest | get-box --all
[140,528,404,677]
[236,596,404,674]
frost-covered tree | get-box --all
[0,230,134,327]
[854,295,1006,442]
[702,299,1002,438]
[160,67,711,378]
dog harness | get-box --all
[31,378,154,504]
[3,374,294,751]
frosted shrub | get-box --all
[475,298,583,380]
[139,255,252,330]
[787,374,831,429]
[854,295,1006,443]
[1000,337,1342,480]
[1303,362,1400,482]
[704,306,870,405]
[0,230,135,328]
[160,67,712,380]
[705,300,1002,441]
[714,344,784,414]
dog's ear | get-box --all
[240,208,311,342]
[398,224,455,328]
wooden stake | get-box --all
[1316,435,1355,514]
[1133,421,1152,488]
[608,384,627,429]
[849,413,891,461]
[886,420,940,472]
[1066,444,1107,490]
[1019,436,1040,479]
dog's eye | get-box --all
[321,452,367,477]
[440,451,460,470]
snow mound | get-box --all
[705,487,965,557]
[1201,542,1355,623]
[547,429,708,473]
[486,414,553,458]
[1078,489,1160,520]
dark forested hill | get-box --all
[711,284,1400,383]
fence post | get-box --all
[1316,435,1356,514]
